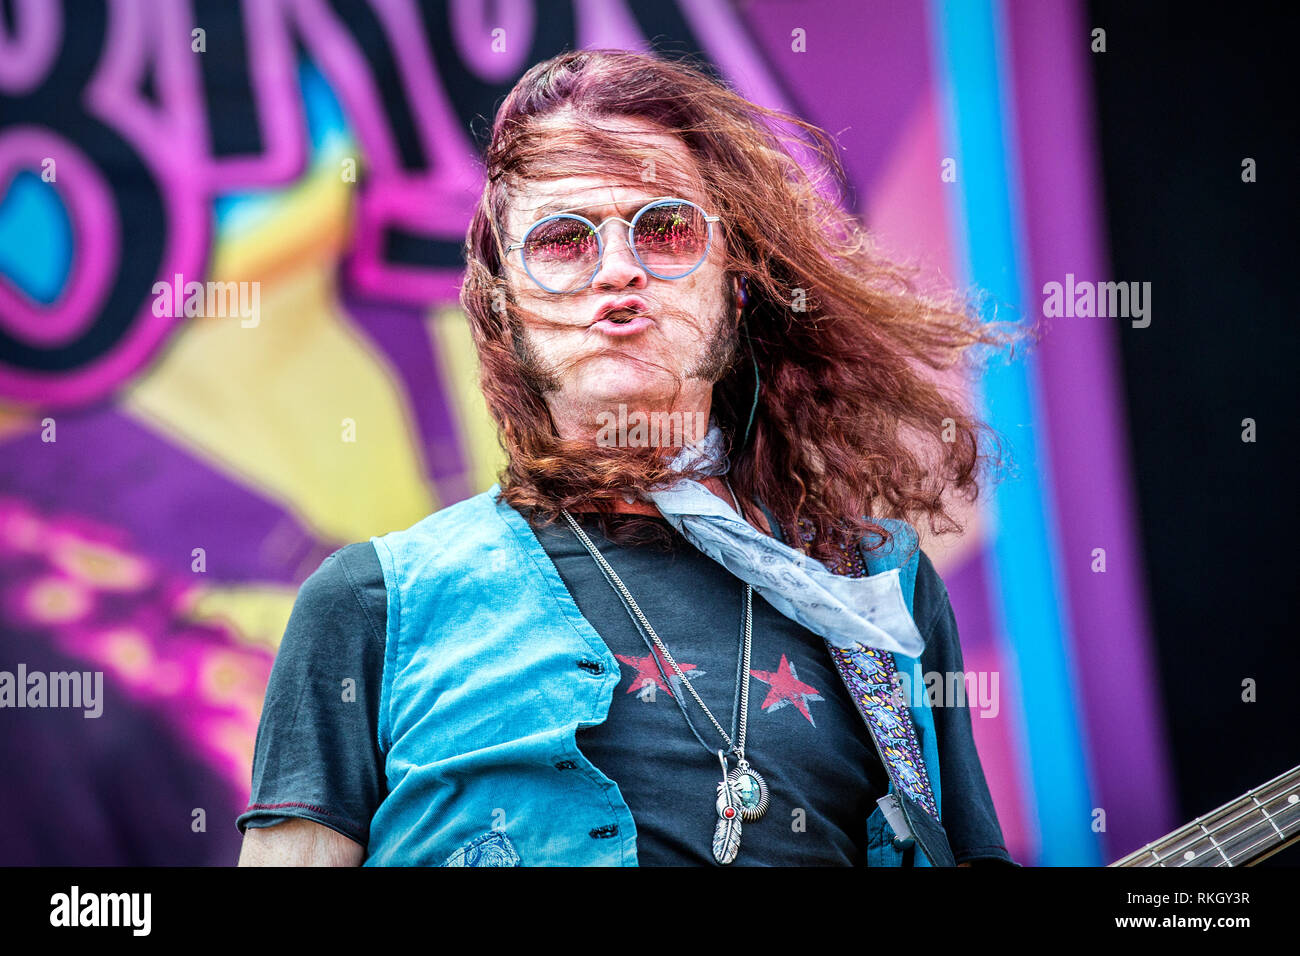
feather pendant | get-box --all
[713,780,743,865]
[713,813,742,864]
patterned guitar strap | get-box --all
[793,517,953,866]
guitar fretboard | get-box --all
[1110,765,1300,867]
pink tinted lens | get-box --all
[523,216,600,290]
[633,202,708,275]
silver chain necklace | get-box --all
[560,478,769,864]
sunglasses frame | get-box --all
[505,196,721,294]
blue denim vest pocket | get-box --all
[442,829,523,867]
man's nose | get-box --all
[591,225,647,291]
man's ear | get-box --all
[490,280,511,318]
[733,274,749,315]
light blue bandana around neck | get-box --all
[636,420,926,658]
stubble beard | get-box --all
[685,307,740,383]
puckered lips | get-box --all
[589,296,653,336]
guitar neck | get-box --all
[1110,765,1300,867]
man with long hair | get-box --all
[238,48,1015,867]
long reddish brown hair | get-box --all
[460,48,1015,566]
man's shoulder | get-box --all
[912,549,949,630]
[372,485,505,546]
[297,541,384,598]
[331,540,383,578]
[275,541,388,664]
[368,486,523,584]
[910,549,966,672]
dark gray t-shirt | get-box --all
[237,506,1013,866]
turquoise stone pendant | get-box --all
[728,759,769,822]
[711,752,770,864]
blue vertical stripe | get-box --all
[928,0,1100,865]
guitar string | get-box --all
[1189,811,1300,868]
[1122,778,1299,864]
[1211,817,1300,868]
[1164,815,1300,869]
[1138,781,1300,867]
[1141,816,1299,868]
[1127,779,1300,867]
[1156,780,1300,865]
[1200,803,1300,867]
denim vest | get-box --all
[364,484,953,866]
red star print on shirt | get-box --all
[751,653,825,726]
[615,649,703,699]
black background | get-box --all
[1087,0,1298,863]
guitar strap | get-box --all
[771,504,952,866]
[825,640,956,867]
[826,642,940,823]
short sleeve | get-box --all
[236,542,388,848]
[914,551,1019,866]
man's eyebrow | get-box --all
[529,197,656,222]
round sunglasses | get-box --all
[506,197,721,293]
